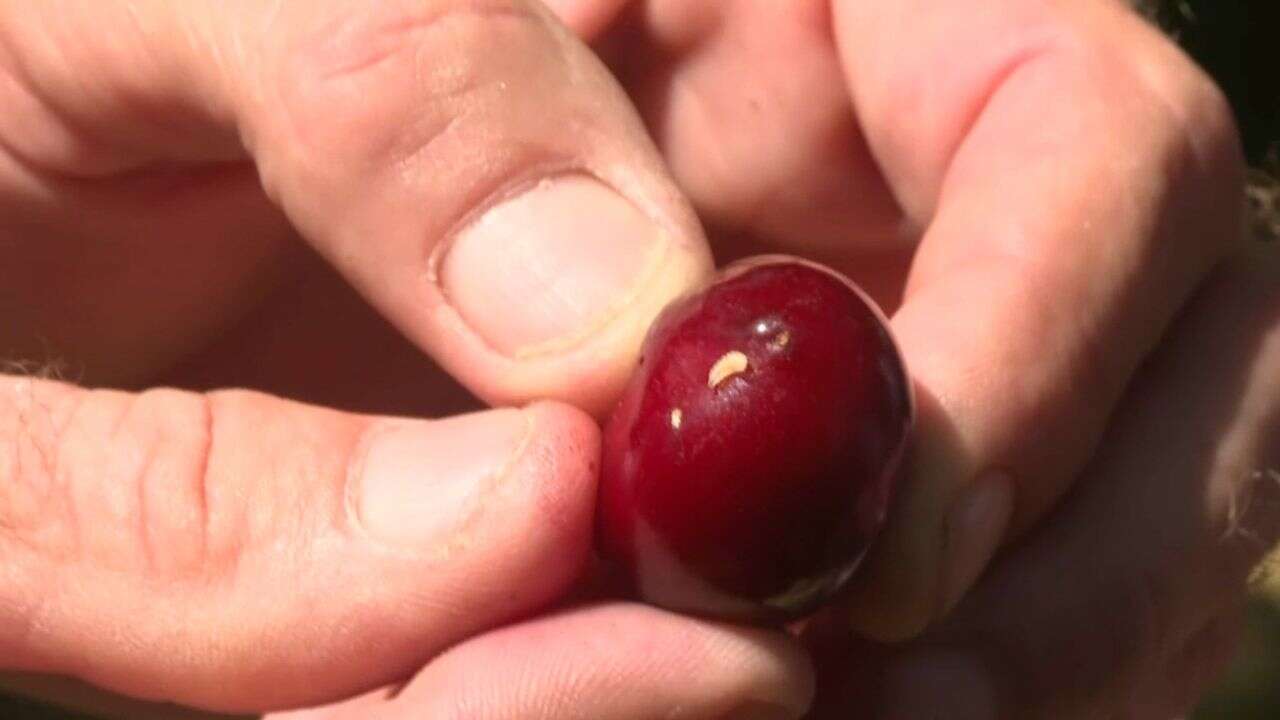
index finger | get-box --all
[832,0,1246,638]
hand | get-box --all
[542,0,1271,717]
[803,244,1280,718]
[0,1,815,717]
[547,0,1249,637]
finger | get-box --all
[267,603,814,720]
[579,1,906,268]
[0,0,713,415]
[0,376,599,713]
[238,0,713,416]
[545,0,914,314]
[868,246,1280,719]
[831,0,1248,637]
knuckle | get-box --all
[201,388,352,562]
[247,0,580,249]
[1146,48,1243,179]
[1041,9,1244,188]
[0,380,221,578]
[1074,18,1244,238]
[0,376,73,556]
[262,0,554,161]
[114,388,217,577]
[60,387,217,577]
[1137,51,1243,203]
[1137,63,1248,264]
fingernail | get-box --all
[440,174,679,357]
[881,651,998,720]
[939,471,1014,618]
[726,700,801,720]
[351,409,531,548]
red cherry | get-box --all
[597,257,913,623]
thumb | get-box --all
[1,0,713,417]
[0,375,599,713]
[234,0,712,416]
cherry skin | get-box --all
[597,257,914,623]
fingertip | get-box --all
[251,402,604,709]
[938,471,1014,617]
[351,407,534,550]
[437,175,677,359]
[733,625,817,719]
[351,400,601,559]
[400,603,815,720]
[841,386,971,641]
[432,208,712,418]
[521,398,605,462]
[413,401,602,609]
[231,0,715,420]
[698,610,817,716]
[514,399,604,550]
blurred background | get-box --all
[0,0,1277,718]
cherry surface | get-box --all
[598,258,913,623]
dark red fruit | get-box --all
[598,256,913,623]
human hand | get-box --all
[541,1,1275,716]
[802,244,1280,718]
[546,0,1249,641]
[0,1,815,717]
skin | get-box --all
[0,1,1274,719]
